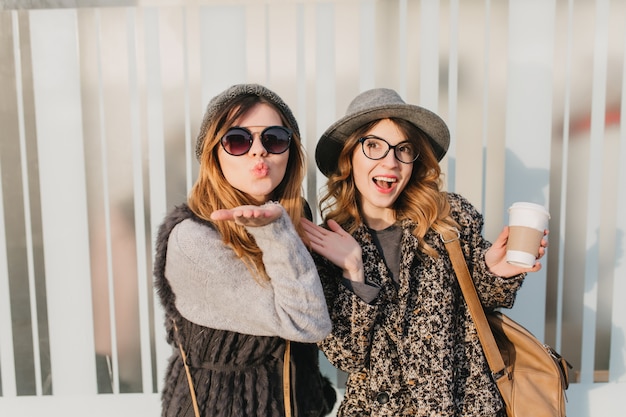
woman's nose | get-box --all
[248,134,268,156]
[380,148,399,166]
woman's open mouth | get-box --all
[373,176,397,190]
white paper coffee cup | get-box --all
[506,202,550,268]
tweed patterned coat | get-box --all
[315,193,525,416]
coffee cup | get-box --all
[506,202,550,268]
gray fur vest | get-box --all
[154,204,336,417]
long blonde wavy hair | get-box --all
[188,95,307,282]
[318,118,458,257]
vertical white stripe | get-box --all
[315,3,336,110]
[143,7,169,393]
[29,9,97,394]
[183,4,202,194]
[295,4,312,204]
[264,4,271,83]
[0,157,16,397]
[0,11,24,397]
[419,0,439,110]
[94,9,120,394]
[479,0,490,207]
[580,0,610,384]
[12,9,43,396]
[126,8,153,393]
[0,156,16,397]
[609,13,626,382]
[359,0,375,90]
[0,15,17,397]
[446,0,459,193]
[504,0,555,334]
[199,6,246,104]
[145,6,167,225]
[480,0,508,232]
[556,0,575,354]
[315,2,336,197]
[505,0,555,175]
[398,0,407,95]
[181,9,193,195]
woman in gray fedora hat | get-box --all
[153,84,335,417]
[302,88,548,416]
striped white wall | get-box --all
[0,1,624,416]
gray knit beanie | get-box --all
[195,83,300,161]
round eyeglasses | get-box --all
[358,135,419,164]
[220,126,292,156]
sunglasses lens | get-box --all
[221,128,252,155]
[261,127,291,154]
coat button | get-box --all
[375,391,390,404]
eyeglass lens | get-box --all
[221,126,292,156]
[359,136,418,163]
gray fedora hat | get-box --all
[315,88,450,177]
[195,83,300,161]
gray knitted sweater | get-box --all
[164,203,331,341]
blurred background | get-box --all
[0,0,624,415]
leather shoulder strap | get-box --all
[440,229,508,380]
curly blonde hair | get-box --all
[188,94,307,281]
[318,118,458,257]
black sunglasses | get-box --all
[220,126,292,156]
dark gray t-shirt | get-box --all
[342,223,403,304]
[370,224,402,282]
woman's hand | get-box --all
[301,218,365,283]
[485,226,549,277]
[211,204,282,227]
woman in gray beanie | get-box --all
[302,88,548,416]
[154,84,335,417]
